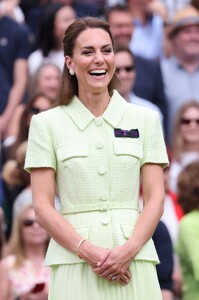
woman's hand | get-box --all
[93,244,133,284]
[79,242,131,285]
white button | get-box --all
[101,218,109,225]
[100,194,108,201]
[94,117,103,126]
[98,167,106,175]
[96,142,103,149]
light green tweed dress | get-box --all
[25,90,169,300]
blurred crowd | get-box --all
[0,0,199,299]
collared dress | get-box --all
[25,90,169,299]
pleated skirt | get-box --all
[48,260,162,300]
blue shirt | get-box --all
[129,15,164,60]
[0,17,30,114]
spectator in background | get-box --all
[175,161,199,300]
[115,45,163,125]
[0,204,50,300]
[127,0,165,60]
[161,5,199,141]
[5,63,61,143]
[0,10,30,141]
[28,3,76,75]
[169,101,199,194]
[106,4,168,136]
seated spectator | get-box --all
[0,204,50,300]
[175,161,199,300]
[28,3,76,75]
[169,101,199,193]
[5,63,61,142]
[160,5,199,141]
[115,45,163,125]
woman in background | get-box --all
[169,101,199,193]
[0,204,50,300]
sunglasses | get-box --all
[22,219,38,227]
[115,65,135,74]
[180,118,199,125]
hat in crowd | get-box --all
[168,5,199,37]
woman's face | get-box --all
[180,106,199,145]
[65,28,115,95]
[21,208,48,246]
[38,65,61,101]
[54,6,76,43]
[115,51,136,96]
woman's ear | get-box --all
[65,56,72,70]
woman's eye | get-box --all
[104,48,112,53]
[82,50,92,55]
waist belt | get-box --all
[61,202,138,214]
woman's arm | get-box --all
[0,259,10,300]
[31,168,131,284]
[94,164,165,278]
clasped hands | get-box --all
[81,243,133,285]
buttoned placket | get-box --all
[94,117,111,227]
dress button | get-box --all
[100,194,108,201]
[101,218,109,225]
[96,142,103,149]
[98,167,106,175]
[94,117,103,126]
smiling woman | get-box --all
[24,17,168,300]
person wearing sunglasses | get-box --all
[0,204,50,300]
[115,46,163,126]
[169,101,199,194]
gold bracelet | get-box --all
[77,238,86,259]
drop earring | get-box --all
[69,69,75,75]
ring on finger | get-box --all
[111,275,117,281]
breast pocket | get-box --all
[113,140,143,161]
[57,143,88,168]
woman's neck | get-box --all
[24,244,46,263]
[78,90,111,117]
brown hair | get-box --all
[56,17,118,105]
[177,161,199,213]
[171,101,199,161]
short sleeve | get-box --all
[141,111,169,168]
[24,114,56,173]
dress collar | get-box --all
[63,90,128,131]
